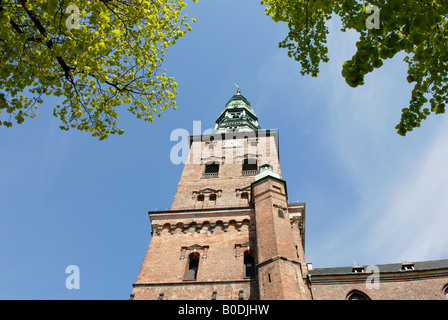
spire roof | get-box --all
[213,88,261,133]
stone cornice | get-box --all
[151,217,253,236]
[133,279,255,288]
[149,205,253,215]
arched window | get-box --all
[443,284,448,300]
[185,252,200,280]
[347,290,370,300]
[209,194,217,201]
[244,251,255,278]
[197,195,204,202]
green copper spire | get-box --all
[254,162,280,181]
[213,88,261,133]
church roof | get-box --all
[308,259,448,276]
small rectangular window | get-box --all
[401,264,414,271]
[244,252,255,278]
[203,163,219,178]
[278,209,284,218]
[242,158,257,175]
[205,163,219,173]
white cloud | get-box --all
[304,16,448,266]
[249,14,448,267]
[365,117,448,262]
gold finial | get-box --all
[234,83,241,95]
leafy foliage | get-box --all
[0,0,196,139]
[262,0,448,135]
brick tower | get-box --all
[130,89,311,300]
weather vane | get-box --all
[234,83,241,94]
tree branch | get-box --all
[18,0,75,79]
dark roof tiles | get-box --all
[309,259,448,276]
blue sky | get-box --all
[1,0,448,299]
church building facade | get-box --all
[130,90,448,300]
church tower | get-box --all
[130,89,311,300]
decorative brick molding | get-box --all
[151,219,252,236]
[234,242,251,258]
[273,203,287,211]
[192,188,222,199]
[235,186,251,198]
[179,244,209,260]
[201,155,224,164]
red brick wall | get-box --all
[171,133,281,210]
[252,176,310,300]
[131,126,448,300]
[131,211,259,300]
[132,280,258,300]
[310,273,448,300]
[253,179,297,263]
[131,132,311,300]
